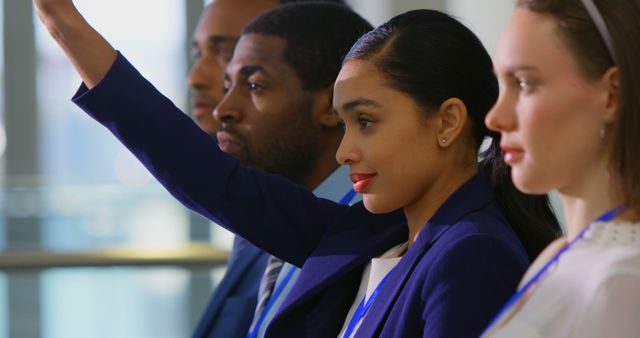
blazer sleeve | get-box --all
[421,233,527,338]
[71,52,349,266]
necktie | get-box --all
[250,255,284,332]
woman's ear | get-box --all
[601,66,620,124]
[311,85,340,128]
[436,97,468,148]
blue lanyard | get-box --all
[342,269,394,338]
[484,206,625,332]
[247,265,297,338]
[339,188,357,205]
[247,188,356,338]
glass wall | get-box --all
[0,1,5,335]
[1,1,225,337]
[34,2,191,331]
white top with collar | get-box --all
[483,221,640,338]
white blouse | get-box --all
[483,221,640,338]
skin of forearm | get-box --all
[36,2,117,88]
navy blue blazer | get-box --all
[193,236,269,338]
[73,54,530,338]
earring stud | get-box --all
[441,139,447,144]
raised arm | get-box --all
[33,0,116,88]
[33,0,332,266]
[33,0,405,267]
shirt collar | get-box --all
[312,165,358,203]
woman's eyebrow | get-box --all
[341,98,383,112]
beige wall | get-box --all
[347,0,514,56]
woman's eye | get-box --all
[516,77,536,93]
[358,116,374,129]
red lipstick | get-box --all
[350,174,375,193]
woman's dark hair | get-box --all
[344,9,562,259]
[516,0,640,218]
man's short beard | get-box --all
[219,107,321,186]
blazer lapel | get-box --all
[272,207,407,324]
[284,220,406,312]
[353,171,495,337]
[354,237,428,337]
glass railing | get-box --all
[0,181,232,338]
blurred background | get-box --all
[0,1,521,337]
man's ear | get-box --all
[311,85,340,128]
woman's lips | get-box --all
[350,174,376,193]
[501,144,524,165]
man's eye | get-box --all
[216,49,234,64]
[222,81,231,94]
[248,83,264,92]
[191,48,201,60]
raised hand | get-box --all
[32,0,117,88]
[33,0,73,12]
[33,0,76,25]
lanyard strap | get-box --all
[247,188,356,338]
[484,206,625,331]
[342,269,394,338]
[247,266,296,338]
[339,188,357,205]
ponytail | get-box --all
[481,135,563,260]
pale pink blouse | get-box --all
[483,221,640,338]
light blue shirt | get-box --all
[254,165,358,337]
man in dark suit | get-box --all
[187,1,358,337]
[118,0,349,337]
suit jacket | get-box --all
[252,165,358,338]
[192,236,269,338]
[73,53,530,338]
[196,166,355,338]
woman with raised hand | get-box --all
[483,0,640,337]
[33,0,561,336]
